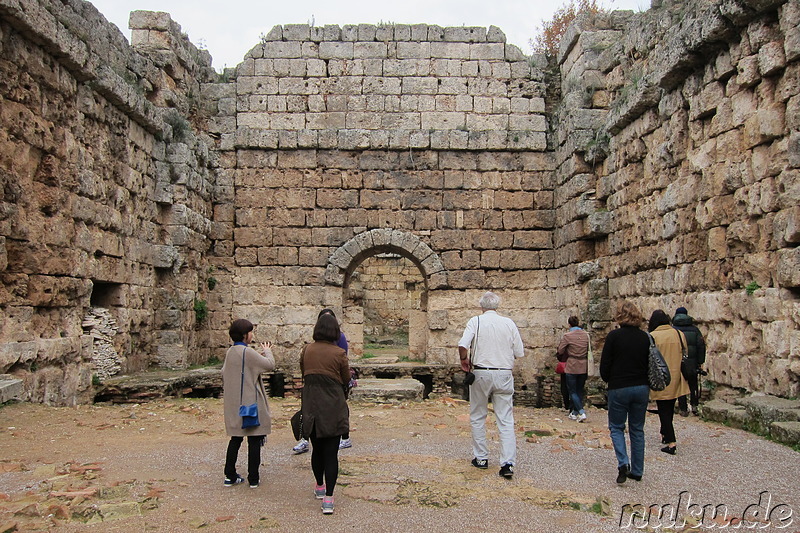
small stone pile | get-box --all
[82,307,121,381]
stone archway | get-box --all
[324,229,447,361]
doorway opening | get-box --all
[346,252,427,363]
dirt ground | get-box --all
[1,396,799,532]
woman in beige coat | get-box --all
[648,310,689,455]
[222,319,275,487]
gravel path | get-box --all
[0,397,798,532]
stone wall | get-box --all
[351,253,424,338]
[0,0,218,404]
[551,0,800,396]
[202,23,559,380]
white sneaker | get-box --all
[339,437,352,449]
[577,412,587,422]
[292,439,309,454]
[568,412,578,420]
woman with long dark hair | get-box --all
[299,313,350,514]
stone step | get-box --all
[735,395,800,423]
[770,421,800,446]
[95,367,222,403]
[0,374,23,403]
[349,378,425,403]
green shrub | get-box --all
[193,299,209,322]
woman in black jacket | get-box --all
[600,300,650,484]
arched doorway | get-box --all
[324,229,447,362]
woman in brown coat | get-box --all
[300,313,350,514]
[648,310,689,455]
[222,319,275,487]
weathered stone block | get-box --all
[743,105,785,149]
[770,421,800,445]
[776,247,800,287]
[0,374,23,403]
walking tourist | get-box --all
[222,319,275,488]
[458,291,524,480]
[298,313,351,514]
[672,306,706,416]
[293,308,352,454]
[599,301,650,484]
[648,309,689,455]
[557,315,590,422]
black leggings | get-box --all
[225,435,263,485]
[310,434,341,496]
[657,399,677,444]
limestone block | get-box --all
[586,211,612,238]
[0,341,37,372]
[443,26,486,43]
[354,42,387,59]
[430,42,470,59]
[758,41,786,76]
[689,81,724,120]
[152,245,178,269]
[743,105,786,149]
[262,41,302,58]
[0,375,23,403]
[576,261,600,282]
[509,114,547,131]
[402,77,438,94]
[319,42,354,59]
[470,43,504,60]
[283,24,310,41]
[584,278,608,300]
[771,421,800,445]
[129,10,172,31]
[736,54,761,88]
[777,247,800,287]
[397,42,431,59]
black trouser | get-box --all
[310,434,341,496]
[656,399,677,444]
[560,374,571,410]
[677,363,700,411]
[225,435,263,485]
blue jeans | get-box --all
[607,384,649,477]
[565,373,587,415]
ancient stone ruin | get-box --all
[0,0,797,405]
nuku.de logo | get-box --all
[619,491,793,530]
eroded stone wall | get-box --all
[551,0,800,396]
[0,0,218,404]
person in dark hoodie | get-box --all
[672,307,706,416]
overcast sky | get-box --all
[88,0,649,71]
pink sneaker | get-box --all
[322,495,334,514]
[314,484,325,499]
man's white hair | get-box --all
[479,291,501,310]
